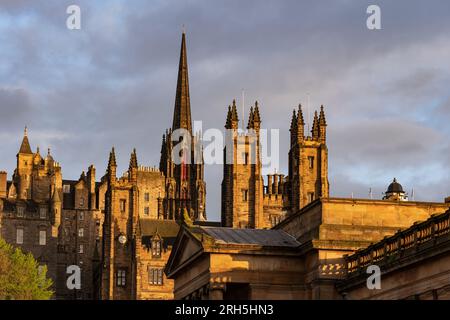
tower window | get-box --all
[40,208,47,219]
[120,199,126,213]
[79,197,84,207]
[144,207,150,216]
[144,193,150,202]
[39,230,46,246]
[148,268,163,285]
[17,207,25,218]
[117,269,126,287]
[16,227,24,244]
[79,244,84,254]
[242,189,248,202]
[308,192,315,203]
[152,239,162,258]
[78,228,84,238]
[79,212,84,221]
[308,156,314,169]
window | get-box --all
[16,228,24,244]
[148,268,163,285]
[308,192,314,204]
[144,207,150,216]
[79,198,84,207]
[78,228,84,238]
[144,193,150,202]
[17,207,25,218]
[151,239,162,258]
[40,208,47,219]
[79,244,84,254]
[242,189,248,202]
[117,269,126,287]
[63,184,71,193]
[39,230,46,246]
[79,212,84,221]
[120,199,126,213]
[308,156,314,169]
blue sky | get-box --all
[0,0,449,221]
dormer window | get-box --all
[151,239,162,258]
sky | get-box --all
[0,0,449,222]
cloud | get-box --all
[0,0,449,220]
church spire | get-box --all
[172,32,192,133]
[19,126,32,154]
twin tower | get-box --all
[221,102,330,229]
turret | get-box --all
[107,147,117,185]
[297,104,305,142]
[129,148,138,183]
[225,100,239,130]
[319,105,327,142]
[290,109,297,147]
[312,110,319,140]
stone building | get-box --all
[97,32,204,300]
[167,105,450,299]
[221,102,329,229]
[0,129,102,299]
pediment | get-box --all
[165,226,204,277]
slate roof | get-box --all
[19,135,33,154]
[140,219,180,248]
[201,227,300,248]
[140,219,180,238]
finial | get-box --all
[182,24,186,34]
[48,147,51,156]
[36,146,40,154]
[24,126,28,137]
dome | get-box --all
[387,178,404,193]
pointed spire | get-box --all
[312,110,319,139]
[172,32,192,133]
[18,126,32,154]
[226,100,239,129]
[108,147,117,168]
[290,109,297,131]
[253,101,261,123]
[319,105,327,126]
[231,99,239,122]
[247,106,254,129]
[129,148,138,168]
[297,104,305,126]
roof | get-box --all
[201,227,300,248]
[139,219,180,238]
[19,135,32,154]
[387,178,404,193]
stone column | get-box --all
[273,174,279,194]
[209,282,226,300]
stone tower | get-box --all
[221,100,264,228]
[288,105,329,213]
[101,147,140,300]
[159,32,206,221]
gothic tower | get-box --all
[221,100,264,228]
[288,105,329,213]
[160,32,206,221]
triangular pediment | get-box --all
[165,225,204,277]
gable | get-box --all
[165,226,204,277]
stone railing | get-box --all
[344,210,450,275]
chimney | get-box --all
[0,171,7,198]
[267,175,273,195]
